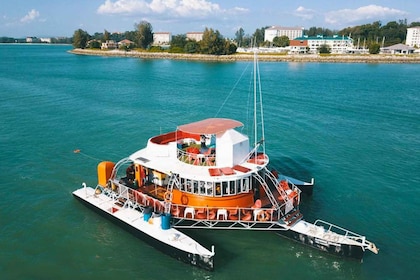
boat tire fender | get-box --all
[164,191,172,202]
[181,194,188,205]
[257,210,270,221]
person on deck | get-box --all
[200,135,207,149]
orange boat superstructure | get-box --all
[98,117,303,228]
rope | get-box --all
[73,149,103,161]
[214,61,252,118]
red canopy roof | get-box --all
[178,118,243,134]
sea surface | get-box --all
[0,44,419,279]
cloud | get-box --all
[97,0,245,18]
[294,6,316,20]
[20,9,40,23]
[325,5,407,26]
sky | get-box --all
[1,0,419,38]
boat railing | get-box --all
[169,203,286,223]
[106,179,164,212]
[105,179,297,223]
[177,148,215,166]
[110,157,131,180]
[313,219,379,253]
[314,219,366,242]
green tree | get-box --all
[104,30,110,42]
[124,31,137,42]
[252,27,267,47]
[305,27,335,37]
[184,41,200,53]
[318,44,331,54]
[369,43,381,54]
[170,34,187,49]
[273,35,289,47]
[235,27,245,47]
[135,21,153,49]
[224,41,237,55]
[72,29,89,49]
[88,40,101,49]
[200,28,224,55]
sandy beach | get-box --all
[69,48,420,63]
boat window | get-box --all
[198,181,206,195]
[242,178,249,192]
[179,178,185,191]
[186,179,193,193]
[215,183,222,196]
[235,179,241,194]
[206,182,213,196]
[222,181,228,195]
[229,180,236,195]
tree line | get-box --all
[70,18,419,55]
[73,21,237,55]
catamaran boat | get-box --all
[73,52,378,271]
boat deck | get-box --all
[73,186,215,257]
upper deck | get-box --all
[129,118,267,180]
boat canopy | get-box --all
[177,118,243,135]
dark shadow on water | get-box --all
[179,229,238,271]
[270,156,315,189]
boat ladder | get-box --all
[265,167,300,213]
[253,173,279,209]
[163,173,179,214]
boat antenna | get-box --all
[252,49,265,157]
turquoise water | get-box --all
[0,44,419,279]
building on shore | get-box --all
[264,26,304,42]
[292,35,354,54]
[406,26,420,48]
[381,43,415,54]
[186,32,204,42]
[289,39,308,54]
[153,32,171,46]
[118,39,135,49]
[101,40,117,49]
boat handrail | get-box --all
[177,149,215,166]
[105,178,297,223]
[110,157,131,179]
[252,172,279,209]
[313,219,365,239]
[313,219,379,253]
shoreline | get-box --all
[69,48,420,63]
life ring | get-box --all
[181,194,189,205]
[164,191,172,202]
[257,210,270,222]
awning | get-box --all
[177,118,243,134]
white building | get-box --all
[264,26,304,42]
[406,26,420,47]
[101,40,117,49]
[186,32,204,41]
[40,38,51,43]
[153,32,171,45]
[293,35,354,54]
[381,43,415,54]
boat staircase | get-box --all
[163,173,179,214]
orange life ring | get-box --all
[181,194,189,205]
[164,191,172,202]
[257,210,270,222]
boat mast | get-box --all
[253,50,265,156]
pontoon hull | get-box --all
[72,193,214,271]
[275,229,365,260]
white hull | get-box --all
[73,185,214,270]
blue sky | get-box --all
[1,0,419,38]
